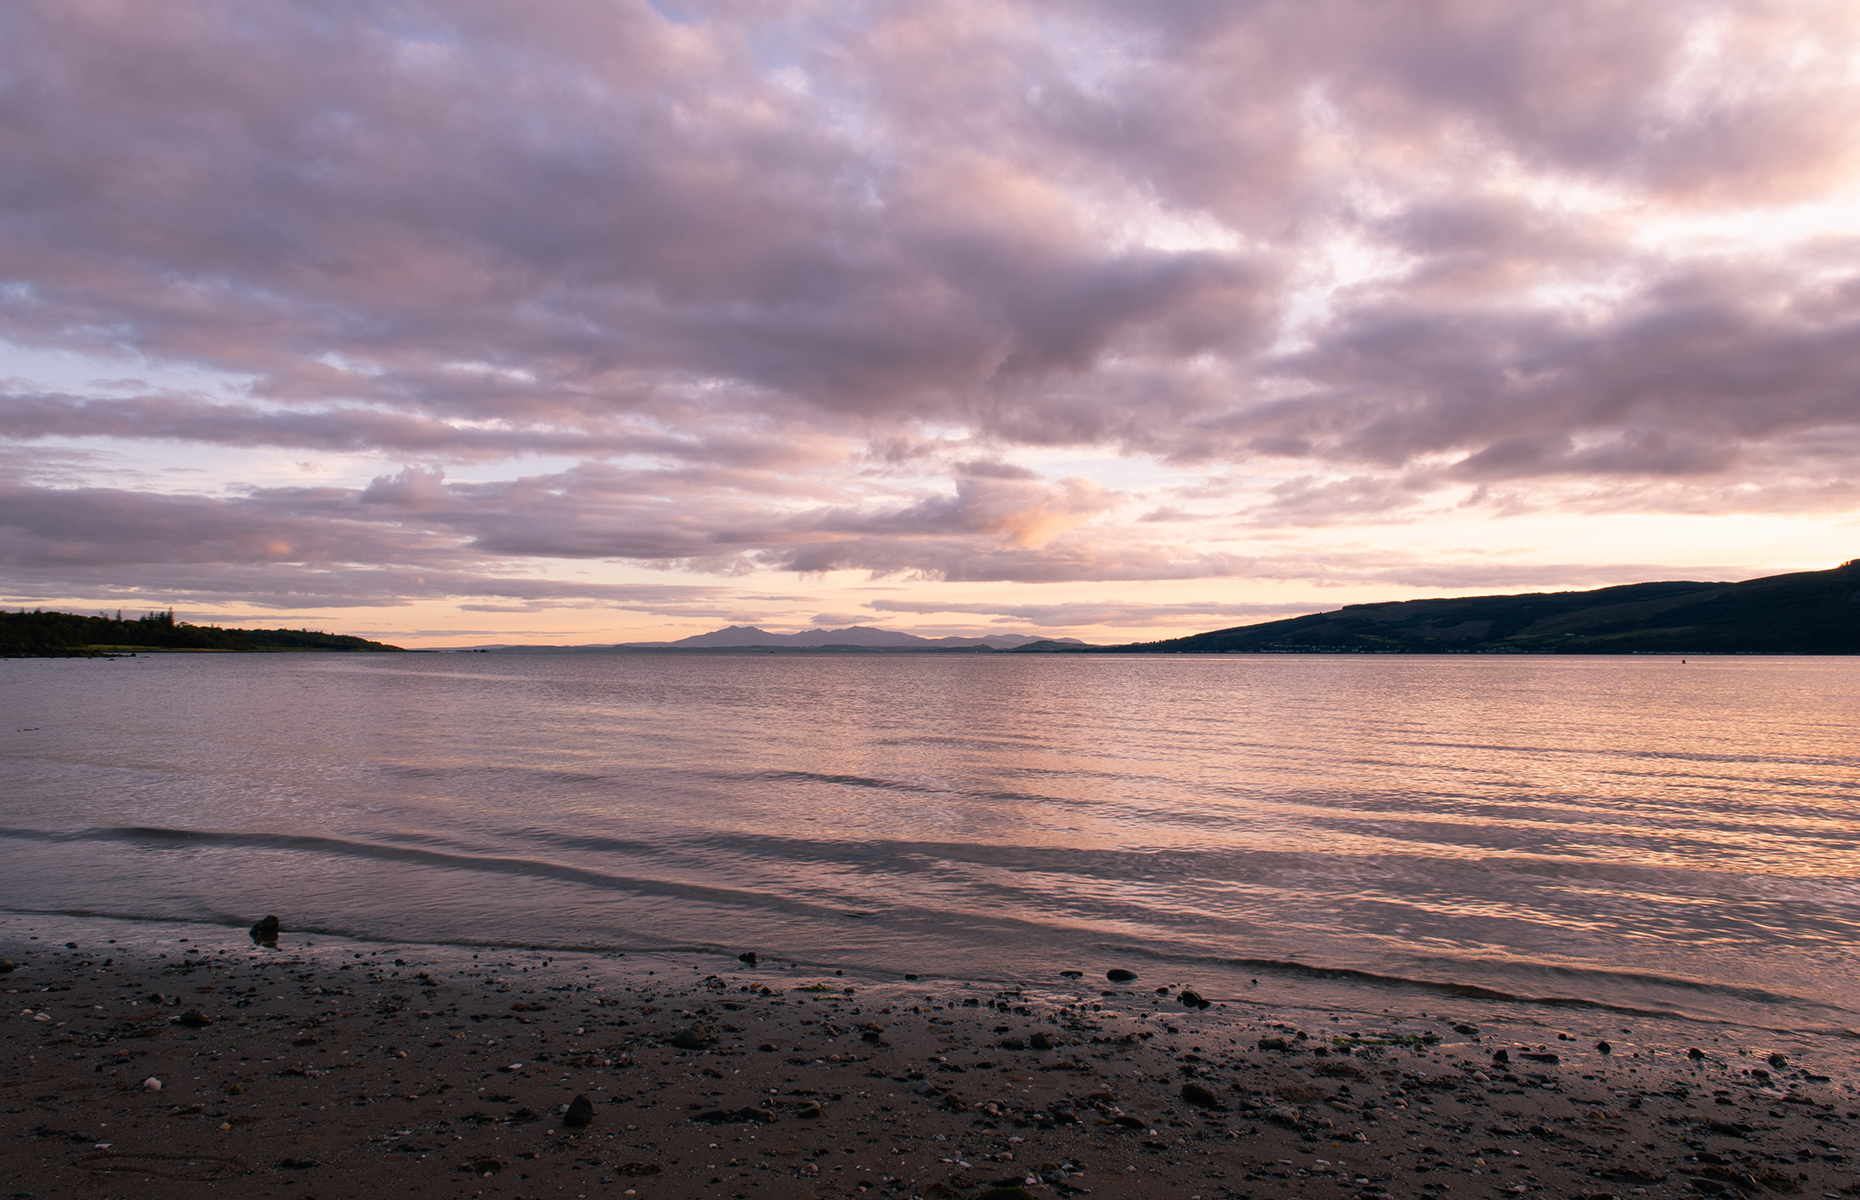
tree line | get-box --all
[1,608,403,655]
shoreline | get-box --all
[5,912,1857,1199]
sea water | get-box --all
[2,652,1856,1033]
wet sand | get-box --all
[4,916,1858,1200]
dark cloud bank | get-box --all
[2,1,1857,617]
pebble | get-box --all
[564,1094,594,1127]
[143,1077,162,1091]
[1106,968,1138,983]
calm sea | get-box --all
[3,652,1856,1033]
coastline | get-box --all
[4,912,1857,1199]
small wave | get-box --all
[1130,947,1858,1029]
[0,824,861,924]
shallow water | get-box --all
[2,652,1856,1032]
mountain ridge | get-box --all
[624,624,1084,650]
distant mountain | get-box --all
[1103,560,1860,655]
[623,624,1085,650]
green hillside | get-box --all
[1,609,403,655]
[1104,560,1860,655]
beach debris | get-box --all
[143,1077,162,1091]
[1106,968,1138,983]
[249,915,280,946]
[176,1009,212,1028]
[1180,1082,1222,1108]
[563,1094,594,1127]
[738,951,758,966]
[667,1024,713,1050]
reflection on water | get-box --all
[1,652,1856,1029]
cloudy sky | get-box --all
[4,1,1858,646]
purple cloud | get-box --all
[1,0,1855,619]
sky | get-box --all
[3,1,1859,648]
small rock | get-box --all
[1105,968,1138,983]
[1491,1048,1510,1064]
[667,1025,712,1050]
[1597,1040,1613,1054]
[1453,1022,1480,1034]
[0,959,14,974]
[1264,1104,1301,1126]
[794,1101,823,1118]
[1179,989,1211,1009]
[1029,1032,1055,1050]
[249,915,281,945]
[143,1077,162,1091]
[738,951,758,966]
[1766,1053,1787,1068]
[757,1042,778,1052]
[1520,1052,1559,1064]
[564,1094,594,1127]
[1000,1036,1026,1051]
[276,1157,320,1170]
[1180,1082,1222,1109]
[1058,970,1083,979]
[460,1156,503,1175]
[1688,1047,1706,1060]
[177,1009,212,1028]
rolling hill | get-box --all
[1101,560,1860,655]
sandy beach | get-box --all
[4,914,1857,1200]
